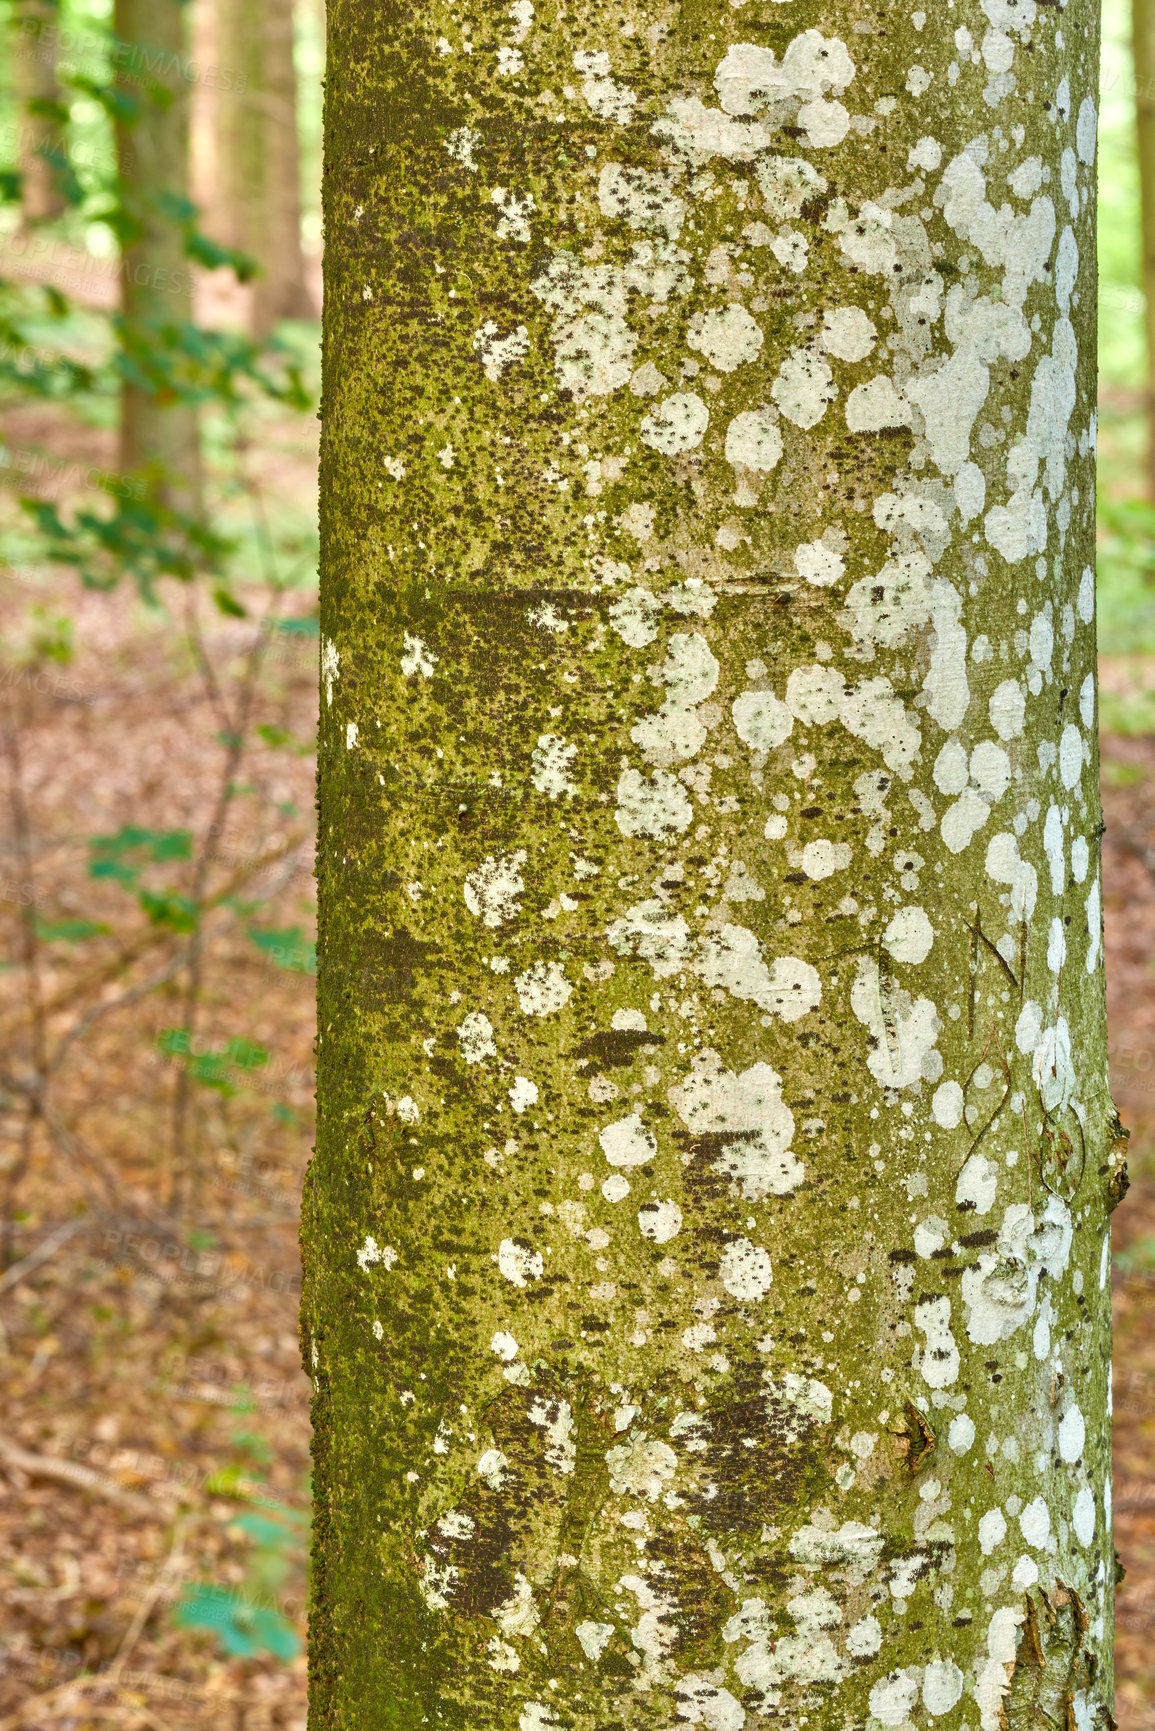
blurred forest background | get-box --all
[0,0,1153,1726]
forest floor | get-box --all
[0,400,1153,1728]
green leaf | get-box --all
[25,97,71,126]
[157,1030,265,1095]
[230,1430,273,1465]
[224,1037,269,1071]
[247,926,316,974]
[233,1512,294,1546]
[173,1584,300,1661]
[89,826,193,873]
[34,918,110,943]
[138,889,198,933]
[256,724,294,749]
[213,585,247,618]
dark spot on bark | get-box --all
[573,1028,664,1068]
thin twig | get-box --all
[0,1432,172,1516]
[169,585,287,1211]
[36,830,307,1018]
[47,952,185,1074]
[106,1519,187,1685]
[0,685,48,1267]
[0,1215,87,1297]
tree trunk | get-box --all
[1134,0,1155,496]
[215,0,315,336]
[114,0,201,511]
[307,2,1115,1726]
[12,0,65,224]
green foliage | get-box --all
[0,3,315,597]
[247,925,316,974]
[10,605,75,666]
[138,889,198,933]
[88,826,193,885]
[1113,1235,1155,1273]
[157,1029,270,1097]
[173,1582,301,1660]
[23,491,235,594]
[1097,493,1155,661]
[34,917,109,943]
[213,584,247,618]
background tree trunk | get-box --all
[1133,0,1155,496]
[215,0,315,336]
[114,0,201,511]
[12,0,65,224]
[307,2,1114,1727]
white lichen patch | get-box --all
[821,304,877,361]
[638,1199,683,1242]
[457,1012,497,1064]
[720,1236,773,1299]
[321,638,339,705]
[687,304,764,373]
[914,1294,960,1387]
[473,320,530,381]
[574,48,636,124]
[357,1235,398,1273]
[772,346,837,429]
[851,956,940,1087]
[606,1433,678,1498]
[884,905,934,964]
[464,850,527,926]
[616,767,695,837]
[600,1113,658,1168]
[497,1237,544,1286]
[669,1049,802,1198]
[724,407,782,475]
[599,162,686,239]
[530,733,578,797]
[639,391,710,454]
[514,960,572,1016]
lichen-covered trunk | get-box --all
[114,0,201,509]
[306,1,1117,1727]
[214,0,315,335]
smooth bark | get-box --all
[215,0,315,335]
[12,0,65,224]
[114,0,201,510]
[307,3,1115,1727]
[1134,0,1155,494]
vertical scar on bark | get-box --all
[895,1400,936,1473]
[1004,1584,1103,1731]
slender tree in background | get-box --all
[307,1,1117,1727]
[114,0,201,509]
[215,0,315,336]
[11,0,65,224]
[1134,0,1155,495]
